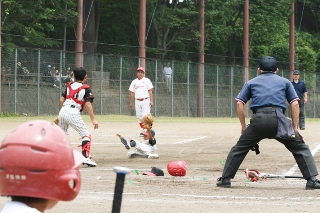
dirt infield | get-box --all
[0,118,320,212]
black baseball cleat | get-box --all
[306,177,320,190]
[129,153,148,158]
[216,177,231,188]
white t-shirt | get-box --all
[163,66,172,76]
[129,77,154,99]
[1,201,41,213]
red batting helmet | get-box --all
[137,67,145,72]
[167,160,187,176]
[0,120,82,201]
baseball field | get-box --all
[0,115,320,212]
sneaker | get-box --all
[300,127,305,130]
[216,177,231,188]
[139,132,144,137]
[83,156,97,167]
[127,151,135,158]
[148,154,159,159]
[127,151,148,158]
[306,177,320,190]
[120,137,130,150]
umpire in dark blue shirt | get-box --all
[216,56,320,190]
[292,70,308,130]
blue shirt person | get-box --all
[291,70,308,130]
[216,56,320,190]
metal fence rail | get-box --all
[1,48,320,118]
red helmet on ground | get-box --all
[137,67,145,72]
[0,120,82,201]
[167,160,187,176]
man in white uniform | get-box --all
[163,62,172,91]
[129,67,154,135]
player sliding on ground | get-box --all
[116,128,159,159]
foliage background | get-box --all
[2,0,320,72]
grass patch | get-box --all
[0,114,319,124]
[0,112,20,117]
[64,115,242,123]
[0,114,241,123]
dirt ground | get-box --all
[1,119,320,212]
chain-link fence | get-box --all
[1,47,320,118]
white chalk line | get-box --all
[178,147,189,155]
[175,136,207,155]
[196,133,224,154]
[72,135,208,146]
[174,136,207,144]
[77,141,320,206]
[99,135,206,138]
[285,143,320,176]
[74,141,320,207]
[196,132,238,154]
[75,190,320,205]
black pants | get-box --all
[221,108,318,179]
[298,97,305,129]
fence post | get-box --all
[314,73,316,118]
[119,56,123,115]
[216,65,219,117]
[154,59,157,117]
[230,66,234,117]
[187,62,190,117]
[100,55,104,115]
[59,51,63,92]
[37,49,41,115]
[201,63,204,117]
[171,61,174,117]
[14,48,17,114]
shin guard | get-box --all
[82,136,91,158]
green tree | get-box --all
[2,0,320,72]
[205,0,294,65]
[205,0,245,65]
[2,0,78,48]
[270,43,289,69]
[147,0,199,60]
[97,0,140,55]
[296,46,317,73]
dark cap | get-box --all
[259,56,277,71]
[293,70,300,75]
[142,167,164,176]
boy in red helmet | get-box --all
[0,120,82,212]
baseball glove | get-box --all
[53,116,59,125]
[141,113,153,129]
[244,168,261,182]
